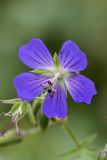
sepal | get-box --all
[0,98,21,104]
[27,103,36,125]
[53,52,59,66]
[30,69,50,74]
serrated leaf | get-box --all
[27,103,36,125]
[59,146,97,160]
[82,133,98,147]
[59,148,78,158]
[53,52,59,66]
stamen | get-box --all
[49,90,55,97]
[40,76,58,97]
[48,89,52,93]
[48,80,52,86]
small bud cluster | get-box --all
[0,100,30,136]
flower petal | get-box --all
[58,40,87,72]
[19,38,54,70]
[13,72,48,101]
[42,85,67,118]
[64,74,97,104]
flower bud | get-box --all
[98,144,107,160]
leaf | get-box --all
[82,133,98,147]
[59,147,97,160]
[53,52,59,66]
[27,103,36,125]
[59,148,79,158]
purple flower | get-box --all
[13,38,97,118]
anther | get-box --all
[49,90,55,97]
[48,89,52,93]
[48,80,52,86]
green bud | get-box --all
[11,101,28,120]
[27,103,36,125]
[11,102,20,113]
[98,145,107,160]
[32,99,41,116]
[37,113,49,130]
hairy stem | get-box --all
[63,121,81,149]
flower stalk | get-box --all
[63,120,81,149]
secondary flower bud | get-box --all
[97,144,107,160]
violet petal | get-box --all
[42,85,67,118]
[13,72,48,101]
[64,74,97,104]
[19,38,54,70]
[58,40,87,72]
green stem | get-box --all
[63,121,81,149]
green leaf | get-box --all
[59,147,97,160]
[82,133,98,147]
[53,52,59,66]
[59,148,78,158]
[27,103,36,125]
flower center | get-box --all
[54,72,62,81]
[40,66,69,97]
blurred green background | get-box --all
[0,0,107,159]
